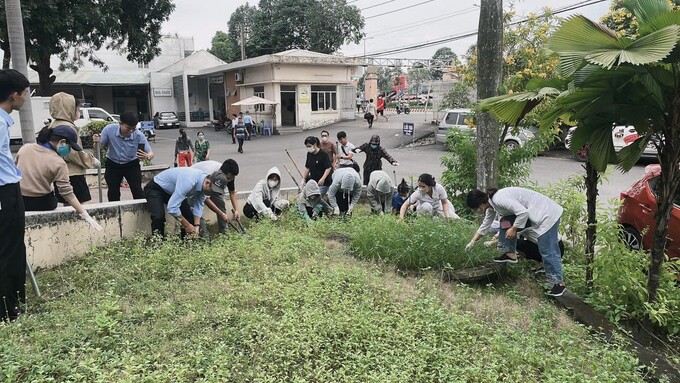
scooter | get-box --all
[213,119,232,134]
[395,102,410,115]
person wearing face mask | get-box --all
[328,167,362,216]
[244,167,290,221]
[352,135,399,186]
[392,178,412,215]
[297,180,332,222]
[398,173,459,221]
[301,136,332,196]
[15,126,103,229]
[318,130,337,168]
[366,170,394,215]
[194,131,210,163]
[47,92,98,204]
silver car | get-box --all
[436,108,535,149]
[154,111,180,129]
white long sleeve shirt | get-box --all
[477,187,563,237]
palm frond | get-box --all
[617,134,653,171]
[622,0,671,32]
[585,126,616,172]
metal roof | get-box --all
[28,69,150,86]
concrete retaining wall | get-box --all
[84,164,169,188]
[24,187,321,271]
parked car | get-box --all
[618,164,680,260]
[74,107,117,129]
[110,113,121,122]
[154,111,180,129]
[564,125,657,161]
[435,108,535,148]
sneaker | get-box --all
[547,284,566,297]
[493,254,518,264]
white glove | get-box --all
[269,211,278,221]
[354,148,362,153]
[392,162,399,166]
[333,206,340,216]
[80,211,102,231]
[92,157,101,168]
[465,240,475,251]
[347,205,354,216]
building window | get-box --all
[253,86,265,112]
[311,85,337,111]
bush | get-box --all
[80,120,109,149]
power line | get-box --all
[364,0,435,20]
[367,7,478,38]
[359,0,608,57]
[361,0,396,11]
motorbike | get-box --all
[395,102,411,115]
[213,119,233,134]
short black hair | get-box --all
[304,136,320,146]
[120,111,138,127]
[321,130,329,136]
[418,173,436,187]
[221,159,239,176]
[337,131,347,140]
[0,69,29,103]
[466,189,489,210]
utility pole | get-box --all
[362,37,374,59]
[239,24,246,61]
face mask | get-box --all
[370,144,378,150]
[307,147,316,153]
[418,187,427,193]
[198,135,204,141]
[321,137,328,142]
[57,143,71,158]
[268,180,278,188]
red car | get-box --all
[618,164,680,260]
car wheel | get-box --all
[620,226,643,251]
[504,140,519,150]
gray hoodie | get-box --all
[247,166,283,215]
[367,170,394,213]
[297,180,332,219]
[328,167,362,210]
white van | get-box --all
[75,107,117,129]
[436,108,535,149]
[9,97,53,144]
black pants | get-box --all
[366,114,374,127]
[237,138,245,153]
[335,192,350,213]
[0,183,26,321]
[243,199,281,221]
[23,193,58,211]
[55,175,91,203]
[144,180,194,238]
[105,158,144,201]
[363,167,380,186]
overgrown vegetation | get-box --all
[0,215,651,382]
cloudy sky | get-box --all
[162,0,612,60]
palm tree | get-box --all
[484,0,680,303]
[5,0,35,144]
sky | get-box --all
[161,0,613,60]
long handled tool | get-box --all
[26,257,41,298]
[284,149,304,179]
[232,209,247,234]
[96,142,103,203]
[284,165,303,192]
[393,170,397,186]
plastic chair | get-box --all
[262,120,273,136]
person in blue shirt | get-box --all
[143,167,227,238]
[93,111,154,201]
[392,178,411,215]
[243,111,254,138]
[0,69,29,322]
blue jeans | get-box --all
[498,219,564,285]
[319,185,329,197]
[537,219,564,285]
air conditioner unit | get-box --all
[234,72,242,82]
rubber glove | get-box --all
[333,206,340,216]
[465,240,475,251]
[80,211,102,231]
[354,148,362,153]
[269,211,278,221]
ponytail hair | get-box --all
[417,173,436,187]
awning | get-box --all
[231,96,278,106]
[27,69,150,86]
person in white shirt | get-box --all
[365,98,376,128]
[398,173,459,220]
[336,131,358,172]
[465,187,566,297]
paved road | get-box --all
[13,110,649,203]
[149,111,647,202]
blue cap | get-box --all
[51,125,82,151]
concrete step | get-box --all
[276,126,303,135]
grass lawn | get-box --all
[0,213,649,382]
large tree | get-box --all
[475,0,504,191]
[431,47,458,80]
[209,31,239,62]
[0,0,174,95]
